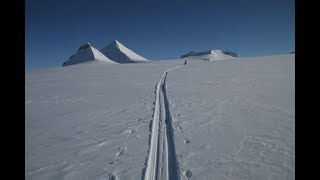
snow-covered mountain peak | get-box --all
[211,49,223,53]
[83,42,91,46]
[78,42,92,50]
[109,40,121,48]
[62,42,118,66]
[181,49,239,60]
[100,40,149,63]
[111,40,128,51]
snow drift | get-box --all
[62,42,118,66]
[100,40,149,63]
[181,49,239,61]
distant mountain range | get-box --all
[63,40,148,66]
[181,50,239,60]
[63,41,241,66]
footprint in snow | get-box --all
[129,129,135,134]
[107,173,118,180]
[185,170,193,178]
[117,148,126,156]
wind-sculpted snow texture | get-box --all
[26,54,294,180]
[169,55,294,179]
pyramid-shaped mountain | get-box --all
[62,43,118,66]
[100,40,149,63]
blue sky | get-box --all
[26,0,294,70]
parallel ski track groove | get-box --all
[144,65,182,180]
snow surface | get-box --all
[144,65,183,180]
[26,54,294,180]
[181,50,238,61]
[100,40,149,63]
[63,42,118,66]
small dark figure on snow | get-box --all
[184,60,187,65]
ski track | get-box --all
[144,65,182,180]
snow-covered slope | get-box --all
[62,43,118,66]
[100,40,149,63]
[181,49,238,61]
[223,51,240,57]
[26,54,294,180]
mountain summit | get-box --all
[100,40,149,63]
[62,42,118,66]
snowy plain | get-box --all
[25,54,295,180]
